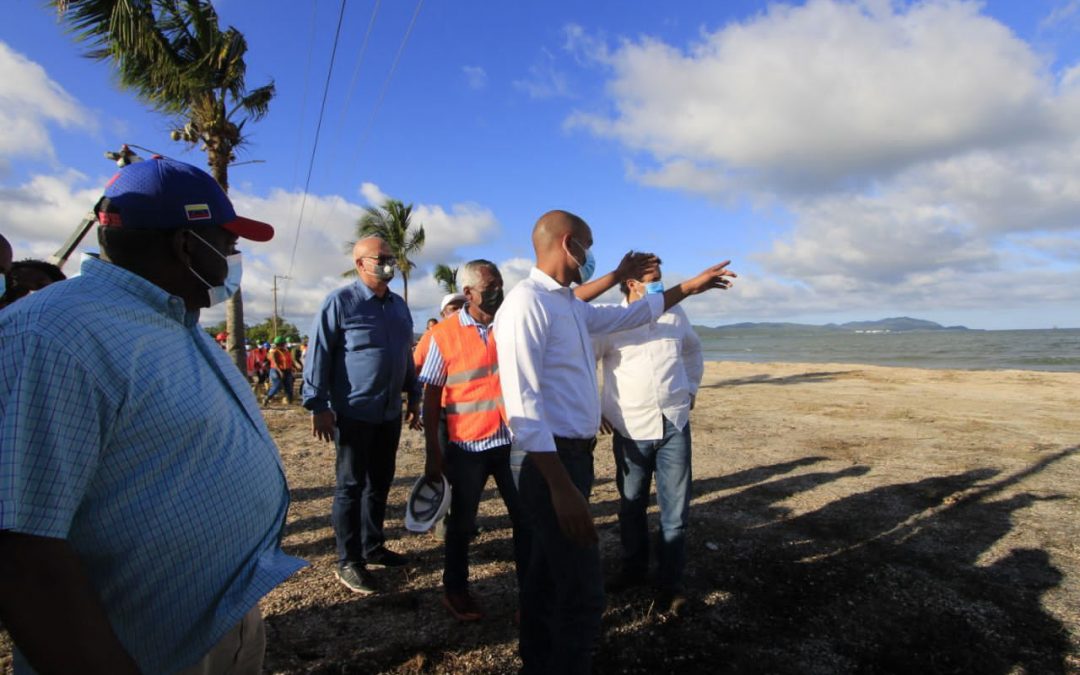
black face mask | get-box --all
[477,287,504,314]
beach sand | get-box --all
[3,361,1079,673]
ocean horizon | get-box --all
[696,328,1080,372]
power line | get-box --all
[299,0,426,278]
[349,0,425,167]
[280,0,349,318]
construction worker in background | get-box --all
[263,336,295,406]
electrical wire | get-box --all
[295,0,426,286]
[280,0,349,318]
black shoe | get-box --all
[605,569,648,593]
[336,562,378,595]
[364,546,408,568]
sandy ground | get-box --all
[3,361,1079,673]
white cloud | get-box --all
[0,41,96,161]
[514,48,574,99]
[221,182,502,327]
[559,1,1080,324]
[463,65,488,90]
[568,0,1054,194]
[1040,0,1080,31]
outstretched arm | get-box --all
[573,251,659,302]
[663,260,738,311]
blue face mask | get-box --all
[644,281,664,295]
[570,239,596,284]
[188,231,243,306]
[0,274,6,299]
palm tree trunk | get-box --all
[402,273,409,305]
[209,144,247,374]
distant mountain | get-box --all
[699,316,970,334]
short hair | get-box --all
[459,259,501,289]
[11,259,67,283]
[618,253,662,297]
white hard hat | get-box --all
[404,474,451,533]
[440,293,467,313]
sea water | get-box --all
[697,328,1080,372]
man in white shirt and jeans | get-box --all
[495,210,736,674]
[594,257,704,614]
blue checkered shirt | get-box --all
[417,306,512,452]
[0,255,306,674]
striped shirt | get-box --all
[418,306,512,452]
[0,255,305,674]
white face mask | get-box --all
[364,256,396,282]
[188,231,242,306]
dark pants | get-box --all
[332,415,402,564]
[443,442,530,592]
[613,418,692,590]
[518,437,604,675]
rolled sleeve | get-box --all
[0,332,110,538]
[495,292,557,453]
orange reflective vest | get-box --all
[430,315,504,444]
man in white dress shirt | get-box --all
[494,210,736,674]
[594,259,704,614]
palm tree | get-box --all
[53,0,274,373]
[433,264,459,294]
[344,199,426,304]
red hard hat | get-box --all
[216,332,228,340]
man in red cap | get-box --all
[0,157,304,674]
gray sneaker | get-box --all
[336,562,378,595]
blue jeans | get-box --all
[331,415,402,564]
[443,443,529,592]
[518,438,605,675]
[265,368,294,403]
[612,418,692,590]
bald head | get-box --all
[531,210,590,257]
[353,236,389,262]
[353,236,394,295]
[530,210,595,286]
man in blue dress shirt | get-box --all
[0,157,305,674]
[304,236,423,595]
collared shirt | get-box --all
[593,299,704,440]
[0,255,305,674]
[302,281,420,422]
[418,306,511,452]
[494,267,664,453]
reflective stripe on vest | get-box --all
[445,363,499,386]
[430,316,505,443]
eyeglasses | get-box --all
[363,256,397,267]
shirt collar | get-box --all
[353,280,394,303]
[81,254,199,327]
[458,304,491,329]
[529,266,571,293]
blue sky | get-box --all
[3,0,1080,330]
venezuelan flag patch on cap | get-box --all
[185,203,212,221]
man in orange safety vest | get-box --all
[417,260,525,622]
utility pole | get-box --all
[50,145,142,270]
[272,275,291,339]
